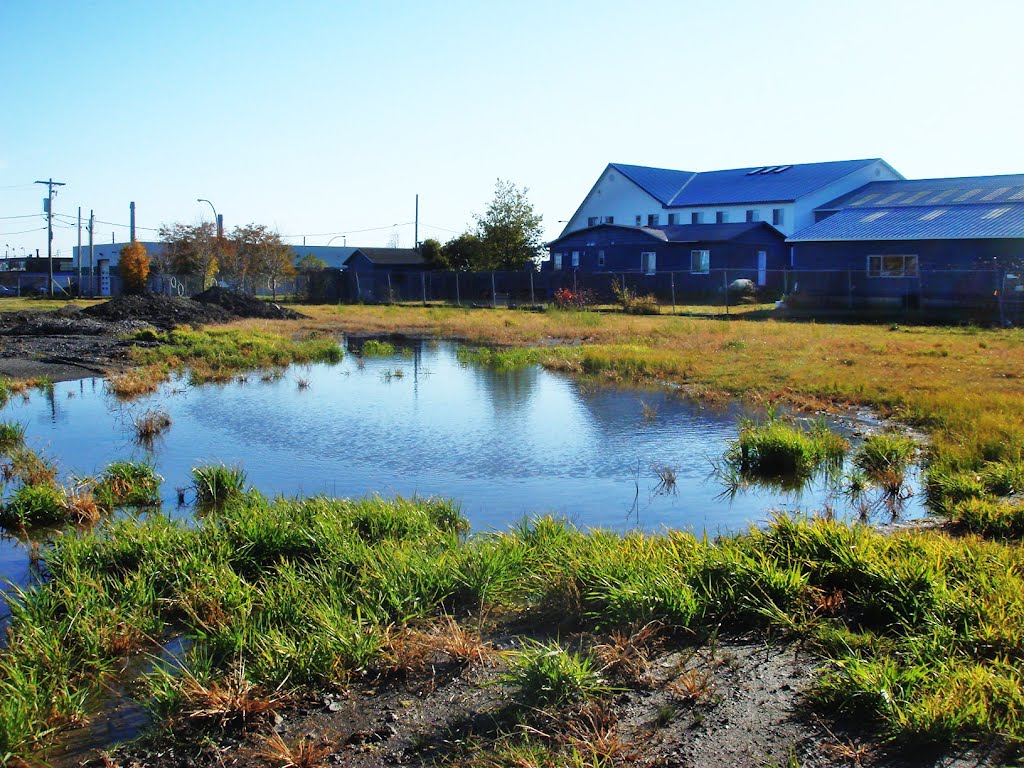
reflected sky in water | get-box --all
[0,338,925,597]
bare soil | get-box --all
[72,635,1008,768]
[0,292,305,382]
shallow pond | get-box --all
[0,337,925,598]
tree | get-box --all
[295,254,328,275]
[419,238,447,270]
[159,221,230,287]
[441,233,485,272]
[474,179,544,271]
[119,242,150,294]
[226,224,292,293]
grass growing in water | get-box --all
[93,461,161,510]
[456,345,540,370]
[132,408,172,445]
[192,463,247,509]
[0,421,26,453]
[723,413,848,489]
[359,338,396,356]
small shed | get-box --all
[341,248,426,302]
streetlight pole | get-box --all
[327,235,347,247]
[196,198,221,238]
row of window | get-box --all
[627,208,785,227]
[552,251,920,278]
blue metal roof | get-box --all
[668,159,885,206]
[609,164,695,204]
[548,222,781,247]
[788,203,1024,242]
[819,174,1024,210]
[609,159,886,207]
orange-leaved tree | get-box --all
[119,241,151,294]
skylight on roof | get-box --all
[771,165,792,173]
[746,167,766,175]
[981,207,1011,220]
[981,187,1012,201]
[926,190,955,203]
[849,193,880,207]
[860,211,889,223]
[953,188,982,202]
[920,209,947,221]
[1009,187,1024,201]
[901,191,932,205]
[876,193,904,205]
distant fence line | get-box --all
[1,267,1019,323]
[312,267,1023,323]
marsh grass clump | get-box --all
[854,432,917,478]
[723,414,848,488]
[456,346,540,370]
[502,640,612,711]
[651,463,677,495]
[192,463,246,509]
[0,421,26,454]
[107,365,168,400]
[360,339,396,357]
[93,461,161,510]
[132,408,172,445]
[0,483,65,527]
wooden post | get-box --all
[530,270,535,306]
[723,269,729,316]
[670,272,676,314]
[421,271,427,305]
[455,271,460,306]
[847,270,853,310]
[354,271,361,301]
[491,272,496,308]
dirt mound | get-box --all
[191,286,305,320]
[83,294,234,330]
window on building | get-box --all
[867,254,918,278]
[745,209,759,223]
[772,208,784,226]
[641,251,656,275]
[668,213,677,225]
[691,211,703,224]
[690,249,710,274]
[571,251,580,268]
[635,214,642,226]
[588,216,598,227]
[605,216,614,224]
[553,253,563,271]
[598,250,605,267]
[716,211,727,224]
[647,214,660,226]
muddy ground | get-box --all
[0,291,303,382]
[53,634,1008,768]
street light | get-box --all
[327,235,347,247]
[196,198,222,238]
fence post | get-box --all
[421,272,426,305]
[455,271,460,306]
[723,269,729,316]
[573,270,577,294]
[670,272,676,314]
[387,272,393,304]
[530,270,535,306]
[847,270,853,309]
[491,272,496,308]
[354,271,361,301]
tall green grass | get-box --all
[722,414,848,489]
[1,499,1022,759]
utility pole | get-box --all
[88,210,95,297]
[414,194,419,250]
[130,201,136,243]
[35,178,66,297]
[77,207,82,294]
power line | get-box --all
[0,226,46,236]
[0,213,44,220]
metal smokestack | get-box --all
[130,201,136,243]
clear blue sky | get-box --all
[3,0,1023,259]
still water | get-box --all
[0,338,924,593]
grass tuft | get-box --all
[192,463,247,509]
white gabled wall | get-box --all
[562,166,665,236]
[792,160,903,232]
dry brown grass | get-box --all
[175,666,286,729]
[255,731,333,768]
[132,408,172,443]
[64,485,101,526]
[385,616,497,673]
[593,622,664,687]
[107,365,167,400]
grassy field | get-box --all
[0,296,103,312]
[1,301,1023,762]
